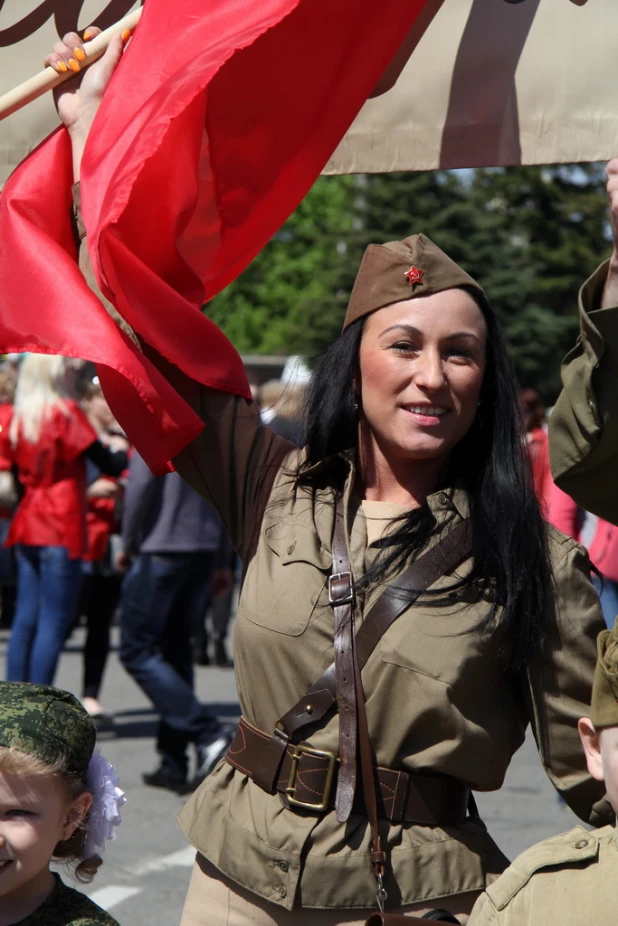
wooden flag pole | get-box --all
[0,8,143,122]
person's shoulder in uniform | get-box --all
[23,875,121,926]
[468,823,617,925]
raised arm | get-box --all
[549,161,618,523]
[51,29,294,562]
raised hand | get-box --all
[45,28,129,177]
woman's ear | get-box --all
[62,791,93,840]
[578,717,604,782]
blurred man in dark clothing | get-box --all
[118,452,233,793]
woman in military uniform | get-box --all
[47,30,608,926]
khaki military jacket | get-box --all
[550,260,618,522]
[72,196,607,911]
[173,390,607,910]
[467,823,618,925]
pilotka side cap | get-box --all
[343,233,486,330]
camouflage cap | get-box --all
[343,233,485,330]
[0,682,95,781]
[590,627,618,728]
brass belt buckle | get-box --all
[286,744,337,812]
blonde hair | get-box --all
[0,745,101,882]
[9,355,72,447]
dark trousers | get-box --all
[119,551,221,774]
[77,571,123,699]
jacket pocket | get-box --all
[240,521,332,635]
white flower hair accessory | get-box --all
[83,749,126,859]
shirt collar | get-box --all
[297,449,469,522]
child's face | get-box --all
[578,718,618,813]
[0,771,82,903]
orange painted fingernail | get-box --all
[74,47,86,61]
[83,29,93,41]
[56,60,68,73]
[67,58,80,72]
[121,29,132,42]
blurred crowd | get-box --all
[0,355,307,795]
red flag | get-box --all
[0,0,433,473]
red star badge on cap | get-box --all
[404,266,424,286]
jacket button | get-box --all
[437,493,449,507]
[287,542,296,555]
[575,839,588,849]
[278,860,289,872]
[277,885,287,898]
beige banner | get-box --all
[2,0,615,187]
[0,0,142,187]
[324,0,618,174]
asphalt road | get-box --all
[0,626,584,925]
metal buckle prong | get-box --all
[286,744,337,812]
[328,571,354,605]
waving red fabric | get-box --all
[0,0,432,473]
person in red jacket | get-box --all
[519,388,552,515]
[4,355,127,686]
[77,374,130,726]
[548,481,618,629]
[0,365,18,629]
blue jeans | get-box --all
[592,575,618,629]
[6,545,82,684]
[120,551,221,774]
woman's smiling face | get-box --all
[358,288,487,469]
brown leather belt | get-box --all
[226,717,471,826]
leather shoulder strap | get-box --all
[279,517,471,739]
[330,499,358,821]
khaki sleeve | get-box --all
[173,391,293,562]
[549,260,618,523]
[467,892,500,926]
[520,536,611,826]
[71,183,294,562]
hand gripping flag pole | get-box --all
[0,9,143,121]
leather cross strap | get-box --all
[279,517,471,739]
[330,500,358,822]
[226,509,471,800]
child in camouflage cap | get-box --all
[0,682,125,926]
[468,625,618,925]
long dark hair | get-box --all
[301,288,549,671]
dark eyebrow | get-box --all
[378,324,422,338]
[379,324,483,346]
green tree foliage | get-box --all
[206,165,610,399]
[206,176,358,356]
